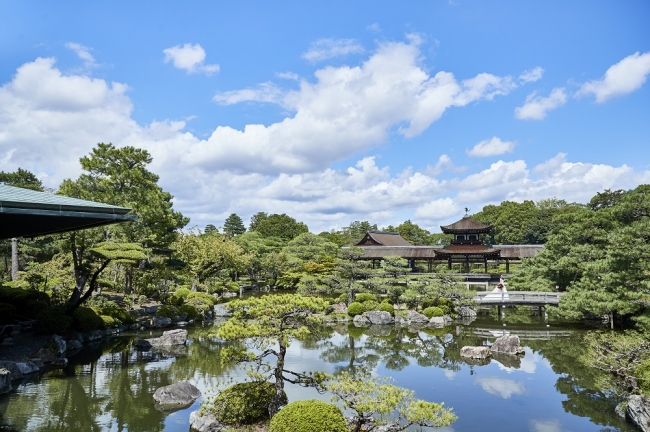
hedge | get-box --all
[269,399,348,432]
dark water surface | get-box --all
[0,311,637,431]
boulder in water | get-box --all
[491,335,525,356]
[460,346,491,359]
[147,329,188,346]
[365,311,394,325]
[407,310,429,324]
[153,382,201,409]
[626,395,650,432]
[189,409,224,431]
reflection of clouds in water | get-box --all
[529,419,562,432]
[475,376,526,399]
[443,369,457,380]
[495,347,539,374]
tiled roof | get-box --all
[356,231,413,246]
[434,244,501,256]
[440,216,492,234]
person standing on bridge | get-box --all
[486,275,509,299]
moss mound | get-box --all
[347,302,364,317]
[72,306,105,332]
[209,381,287,425]
[355,293,376,303]
[423,306,444,318]
[269,399,348,432]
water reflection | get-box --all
[0,312,638,432]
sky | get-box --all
[1,1,649,233]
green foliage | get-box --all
[34,308,73,334]
[72,307,105,332]
[178,304,201,320]
[0,168,44,191]
[362,300,379,313]
[156,305,179,319]
[223,213,246,237]
[90,242,147,262]
[327,370,457,431]
[100,315,117,328]
[187,291,217,306]
[423,307,444,318]
[269,399,348,432]
[635,360,650,396]
[254,213,309,241]
[284,233,339,263]
[355,293,377,303]
[336,293,348,305]
[0,303,16,323]
[347,302,364,317]
[207,381,286,425]
[0,286,51,317]
[378,301,394,316]
[99,306,135,324]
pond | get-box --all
[0,310,637,432]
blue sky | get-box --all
[1,1,649,232]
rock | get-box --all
[51,358,68,368]
[66,339,83,350]
[145,305,162,314]
[365,311,394,325]
[189,409,224,431]
[457,306,477,317]
[331,303,348,314]
[1,338,13,347]
[615,401,627,419]
[407,310,429,324]
[136,339,152,350]
[50,335,66,355]
[15,362,40,375]
[460,346,491,359]
[353,315,370,326]
[32,348,57,363]
[627,395,650,432]
[85,330,103,342]
[428,315,453,328]
[153,382,201,409]
[491,335,525,356]
[0,369,11,394]
[147,329,188,346]
[491,352,522,369]
[129,323,140,330]
[394,315,406,325]
[0,362,22,380]
[152,316,173,328]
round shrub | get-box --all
[187,291,218,306]
[362,300,379,313]
[24,300,50,318]
[34,308,73,334]
[100,306,135,324]
[423,306,444,318]
[435,297,453,307]
[269,399,348,432]
[208,381,286,425]
[0,303,16,323]
[156,305,179,319]
[175,287,191,298]
[227,282,240,293]
[355,293,377,303]
[336,293,348,305]
[347,302,364,317]
[72,306,104,332]
[100,315,116,328]
[378,301,394,316]
[178,304,201,320]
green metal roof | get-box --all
[0,184,136,239]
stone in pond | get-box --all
[153,382,201,409]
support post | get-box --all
[506,258,510,274]
[448,257,452,270]
[484,257,488,274]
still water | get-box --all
[0,311,636,432]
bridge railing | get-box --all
[474,291,564,304]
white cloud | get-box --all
[276,72,299,80]
[577,51,650,103]
[475,376,526,399]
[163,43,220,75]
[302,38,365,62]
[414,198,460,224]
[65,42,97,70]
[494,347,539,374]
[514,88,567,120]
[529,420,562,432]
[424,154,465,176]
[519,66,544,83]
[213,82,283,105]
[466,137,516,157]
[366,23,381,33]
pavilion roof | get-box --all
[356,231,413,247]
[440,216,492,234]
[433,244,501,257]
[0,184,136,240]
[357,246,441,259]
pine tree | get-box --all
[223,213,246,237]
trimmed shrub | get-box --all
[347,302,364,317]
[100,306,135,324]
[24,300,50,318]
[423,306,444,318]
[187,291,218,306]
[378,301,394,316]
[72,307,105,332]
[34,308,73,334]
[362,300,379,313]
[355,293,377,303]
[0,286,50,316]
[208,381,286,425]
[269,399,347,432]
[178,304,201,320]
[226,282,240,293]
[0,303,17,323]
[100,315,116,328]
[156,305,179,319]
[336,293,348,305]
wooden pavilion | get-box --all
[435,216,500,272]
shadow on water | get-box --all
[0,308,639,431]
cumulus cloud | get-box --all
[466,137,516,157]
[1,52,649,233]
[302,38,365,62]
[514,88,567,120]
[518,67,544,83]
[577,51,650,103]
[65,42,97,70]
[475,376,526,399]
[276,71,299,80]
[163,43,220,75]
[213,82,283,105]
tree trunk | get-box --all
[610,312,614,330]
[11,238,18,281]
[268,342,287,417]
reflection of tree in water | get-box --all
[318,325,380,375]
[527,333,636,431]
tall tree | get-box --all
[249,212,268,232]
[254,213,308,242]
[223,213,246,237]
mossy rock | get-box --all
[347,302,364,317]
[269,399,348,432]
[208,381,287,425]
